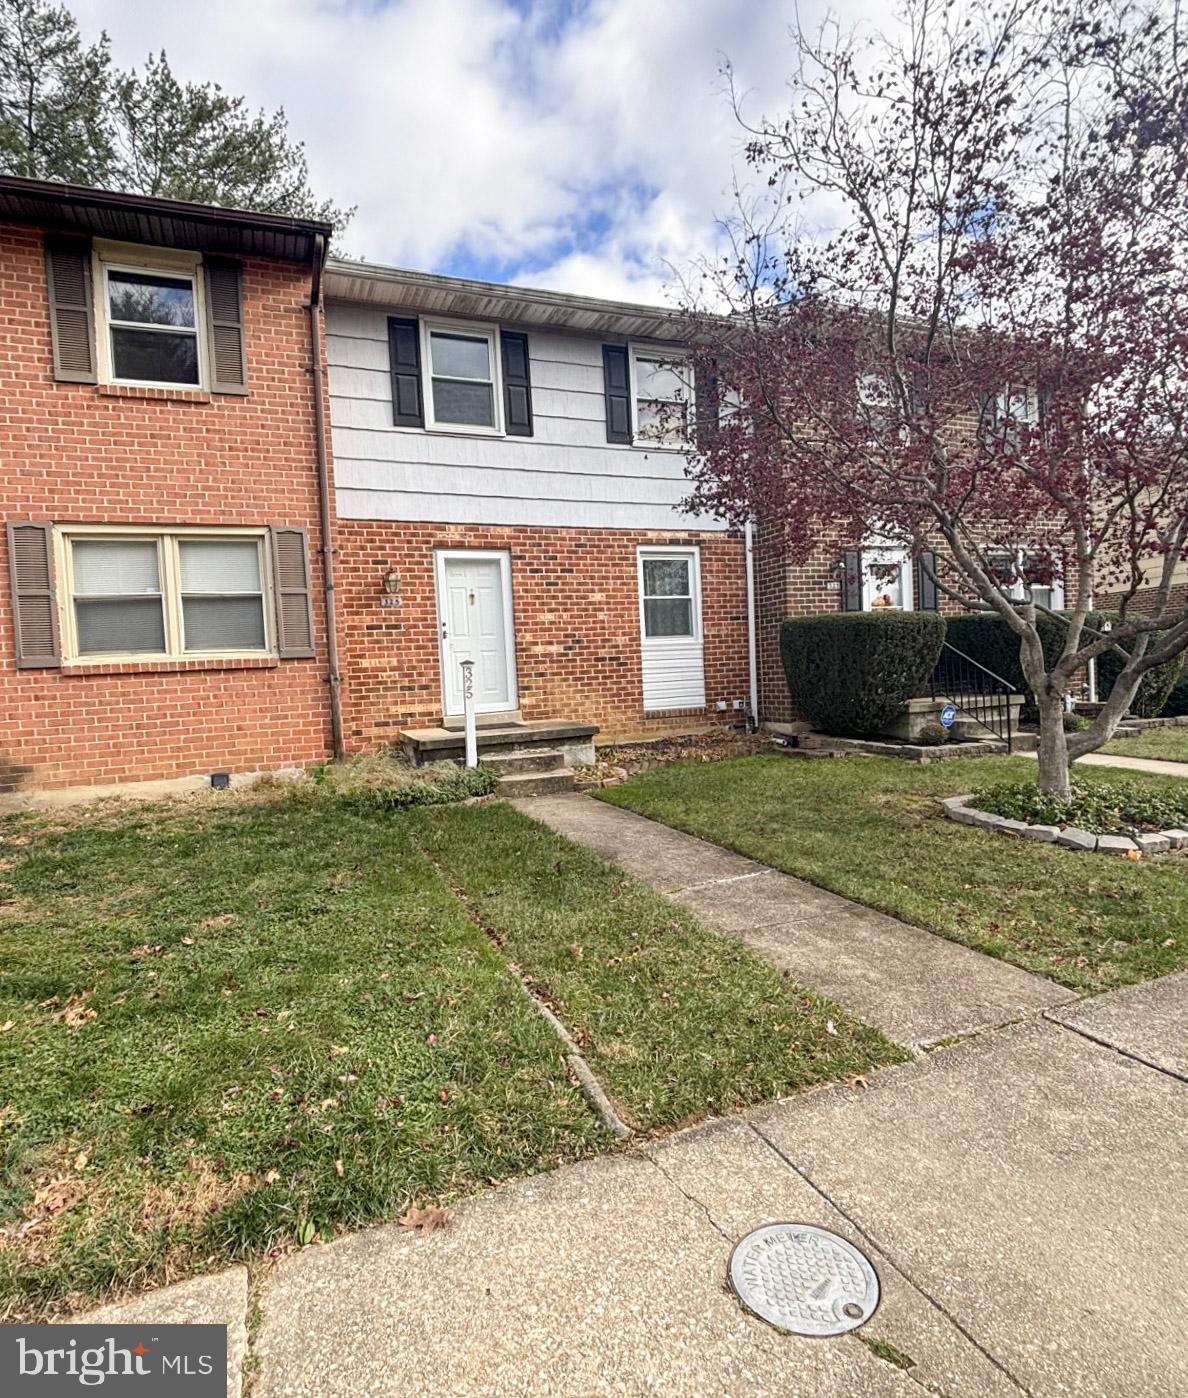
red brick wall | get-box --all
[0,224,333,789]
[335,521,749,744]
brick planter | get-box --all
[941,795,1188,856]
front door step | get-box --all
[400,720,597,796]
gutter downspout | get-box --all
[744,519,759,732]
[309,234,344,760]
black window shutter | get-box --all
[501,330,533,436]
[204,259,248,394]
[694,359,720,450]
[602,343,631,443]
[915,551,940,611]
[842,548,864,611]
[388,316,424,427]
[44,236,97,383]
[270,526,316,658]
[7,522,61,667]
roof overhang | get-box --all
[324,258,702,342]
[0,175,332,264]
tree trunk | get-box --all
[1035,691,1073,799]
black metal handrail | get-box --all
[928,642,1018,750]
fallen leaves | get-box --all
[52,992,97,1029]
[824,1019,839,1037]
[334,1159,345,1177]
[398,1203,454,1237]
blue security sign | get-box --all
[939,704,958,729]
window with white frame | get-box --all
[101,263,202,387]
[423,322,501,431]
[61,530,269,660]
[988,547,1063,611]
[639,551,699,639]
[631,347,692,446]
[861,544,913,611]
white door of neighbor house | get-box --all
[436,551,517,717]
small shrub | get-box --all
[915,721,951,746]
[311,752,498,810]
[780,613,947,736]
[971,778,1188,835]
[1063,711,1092,733]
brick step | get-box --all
[483,749,567,776]
[495,770,576,798]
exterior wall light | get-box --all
[382,568,400,595]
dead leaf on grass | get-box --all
[825,1019,838,1037]
[199,914,238,930]
[52,992,97,1029]
[398,1204,454,1237]
[334,1159,345,1177]
[329,1045,348,1058]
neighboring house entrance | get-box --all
[638,546,706,711]
[435,550,517,718]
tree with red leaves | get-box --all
[682,0,1188,797]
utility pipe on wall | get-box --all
[308,234,345,760]
[744,520,759,731]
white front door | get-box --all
[436,551,516,717]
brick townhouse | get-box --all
[0,176,1083,793]
[0,177,338,791]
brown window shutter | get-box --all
[500,330,533,436]
[388,316,424,427]
[602,343,631,443]
[204,259,248,394]
[44,236,97,383]
[7,522,61,667]
[270,526,315,658]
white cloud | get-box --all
[68,0,876,301]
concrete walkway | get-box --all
[512,793,1074,1050]
[1028,750,1188,778]
[77,979,1188,1398]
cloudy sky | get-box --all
[70,0,862,304]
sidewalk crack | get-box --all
[746,1122,1031,1395]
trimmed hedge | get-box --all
[780,613,947,736]
[1095,632,1185,718]
[943,611,1098,700]
[1162,672,1188,717]
[940,610,1185,718]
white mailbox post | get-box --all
[460,659,478,769]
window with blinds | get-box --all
[64,532,269,660]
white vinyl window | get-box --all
[101,263,202,388]
[862,544,913,612]
[61,529,270,661]
[639,549,701,640]
[422,320,502,433]
[630,346,693,447]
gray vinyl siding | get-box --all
[325,301,724,530]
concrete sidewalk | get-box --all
[1029,750,1188,778]
[513,793,1074,1049]
[80,998,1188,1397]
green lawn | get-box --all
[1100,729,1188,764]
[0,793,898,1318]
[597,754,1188,994]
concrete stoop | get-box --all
[400,719,597,797]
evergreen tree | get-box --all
[0,0,347,227]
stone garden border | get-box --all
[941,794,1188,857]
